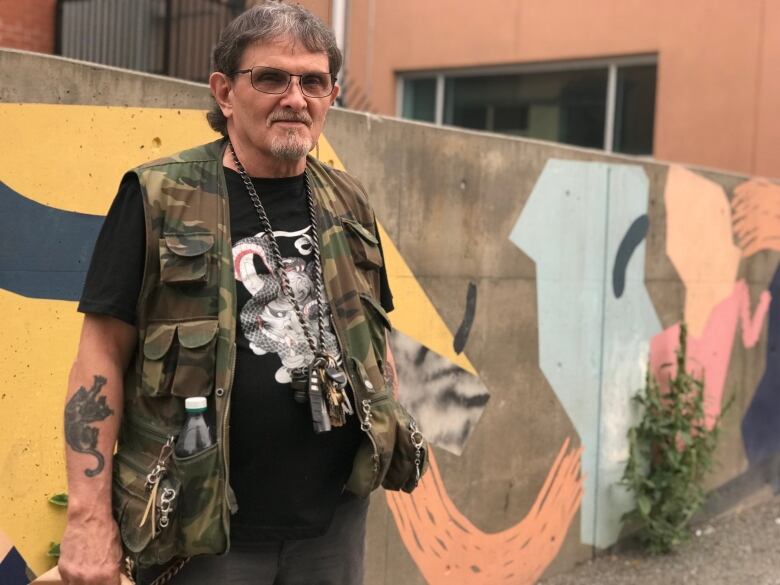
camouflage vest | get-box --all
[112,139,427,568]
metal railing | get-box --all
[55,0,244,83]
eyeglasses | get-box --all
[233,66,336,98]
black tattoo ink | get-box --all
[64,375,114,477]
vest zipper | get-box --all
[220,341,237,533]
[115,451,152,476]
[126,415,177,442]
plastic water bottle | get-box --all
[175,397,214,457]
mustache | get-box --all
[267,109,313,127]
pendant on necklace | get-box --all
[322,358,351,427]
[308,355,332,434]
[290,367,309,404]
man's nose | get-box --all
[279,76,308,109]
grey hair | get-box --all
[207,1,342,136]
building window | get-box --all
[399,57,656,155]
[402,78,437,123]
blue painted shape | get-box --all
[0,181,102,301]
[742,263,780,468]
[0,546,31,585]
[509,160,661,548]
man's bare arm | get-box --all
[59,314,136,585]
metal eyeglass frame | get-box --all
[232,65,337,98]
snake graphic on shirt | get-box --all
[232,227,339,384]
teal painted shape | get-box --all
[510,160,661,548]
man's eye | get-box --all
[302,75,326,88]
[256,72,286,84]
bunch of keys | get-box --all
[290,353,353,432]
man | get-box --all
[59,3,426,584]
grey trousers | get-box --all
[137,495,369,585]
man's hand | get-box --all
[59,503,123,585]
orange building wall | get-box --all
[320,0,780,178]
[0,0,56,54]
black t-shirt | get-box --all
[79,168,393,541]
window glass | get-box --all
[402,78,437,122]
[443,69,608,148]
[613,65,657,155]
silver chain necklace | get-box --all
[228,142,351,432]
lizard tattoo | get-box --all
[64,375,114,477]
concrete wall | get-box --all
[2,49,779,584]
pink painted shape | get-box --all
[650,280,771,429]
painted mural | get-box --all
[649,167,771,430]
[509,161,661,549]
[2,97,780,585]
[736,180,780,471]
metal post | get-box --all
[604,63,618,153]
[163,0,173,76]
[331,0,348,104]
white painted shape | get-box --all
[509,160,662,548]
[596,165,662,548]
[390,330,490,456]
[510,160,609,546]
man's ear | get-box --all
[209,72,233,119]
[329,83,340,107]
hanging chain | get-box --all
[228,142,328,357]
[410,420,425,486]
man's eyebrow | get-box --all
[254,65,332,75]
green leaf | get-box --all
[637,494,652,516]
[48,493,68,507]
[621,321,722,555]
[47,542,61,558]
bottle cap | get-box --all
[184,396,208,412]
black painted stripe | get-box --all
[612,215,649,299]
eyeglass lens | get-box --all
[251,67,333,97]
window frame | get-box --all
[396,54,657,153]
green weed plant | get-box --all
[622,323,724,554]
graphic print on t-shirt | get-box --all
[232,227,340,384]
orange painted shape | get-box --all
[664,165,741,337]
[731,178,780,258]
[387,439,583,584]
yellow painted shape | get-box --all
[0,290,82,575]
[0,103,219,214]
[314,136,476,374]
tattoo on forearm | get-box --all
[65,375,114,477]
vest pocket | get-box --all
[159,232,215,284]
[142,319,219,398]
[381,401,429,493]
[113,443,227,566]
[172,444,227,556]
[342,218,383,270]
[113,450,180,566]
[359,293,391,376]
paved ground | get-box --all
[541,495,780,585]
